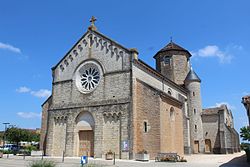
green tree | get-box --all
[5,127,24,145]
[240,126,250,142]
[5,127,40,145]
[0,132,3,140]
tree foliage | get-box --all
[240,126,250,142]
[5,126,40,145]
[0,132,3,140]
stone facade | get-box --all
[202,105,240,154]
[40,20,240,159]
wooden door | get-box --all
[194,141,199,154]
[79,130,94,157]
[205,139,211,153]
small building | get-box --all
[202,105,240,154]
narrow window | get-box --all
[195,125,197,132]
[194,109,196,115]
[164,56,171,65]
[143,121,148,133]
[193,92,195,96]
[170,107,175,121]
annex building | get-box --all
[40,18,240,159]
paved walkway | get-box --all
[0,151,249,167]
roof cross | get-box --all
[90,16,97,26]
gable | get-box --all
[52,29,132,83]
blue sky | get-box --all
[0,0,249,136]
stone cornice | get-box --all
[52,70,131,85]
[49,98,131,111]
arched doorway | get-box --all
[76,112,95,157]
[194,140,199,153]
[205,139,212,153]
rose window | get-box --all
[75,61,101,94]
[80,67,100,91]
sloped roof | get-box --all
[52,29,131,70]
[154,41,192,58]
[185,69,201,83]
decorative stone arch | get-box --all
[75,111,95,131]
[75,111,95,157]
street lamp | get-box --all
[3,122,10,146]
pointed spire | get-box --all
[185,68,201,83]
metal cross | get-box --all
[90,16,97,26]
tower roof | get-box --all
[185,68,201,83]
[154,41,192,58]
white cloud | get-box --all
[31,89,51,98]
[212,102,236,110]
[192,44,243,64]
[17,112,41,119]
[16,86,51,98]
[16,86,31,93]
[192,45,232,63]
[0,42,21,54]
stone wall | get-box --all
[172,55,189,85]
[46,102,130,158]
[133,79,161,159]
[160,95,184,156]
[202,106,240,154]
[40,97,51,154]
[202,114,221,153]
[133,79,184,159]
[186,81,204,153]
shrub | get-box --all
[240,142,250,150]
[26,145,38,152]
[3,150,14,154]
[28,160,56,167]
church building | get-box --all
[40,17,239,159]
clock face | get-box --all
[75,61,101,94]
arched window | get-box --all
[168,88,172,95]
[195,125,197,132]
[170,107,175,121]
[164,56,171,65]
[193,92,195,96]
[194,109,196,115]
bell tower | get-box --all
[154,41,191,85]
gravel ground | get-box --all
[0,151,249,167]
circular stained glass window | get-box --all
[75,61,101,94]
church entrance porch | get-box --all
[75,111,95,157]
[79,130,94,157]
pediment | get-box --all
[52,29,131,82]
